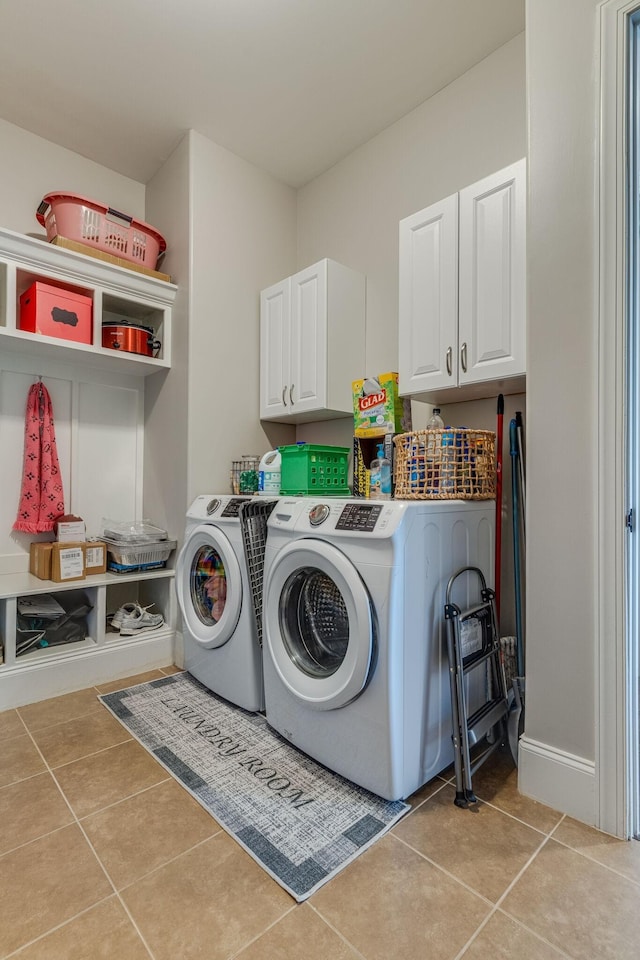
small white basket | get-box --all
[104,538,176,573]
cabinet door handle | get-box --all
[282,386,288,407]
[446,346,453,377]
[289,384,295,405]
[461,342,468,373]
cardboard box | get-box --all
[19,281,93,344]
[51,542,86,583]
[29,542,53,580]
[56,514,86,542]
[50,235,172,283]
[84,540,107,575]
[352,372,412,439]
[352,433,396,498]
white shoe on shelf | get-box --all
[119,603,165,636]
[109,602,139,632]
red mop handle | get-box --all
[495,395,504,623]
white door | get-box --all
[176,524,242,649]
[399,195,459,395]
[458,158,526,385]
[289,261,327,415]
[260,278,291,419]
[263,538,375,710]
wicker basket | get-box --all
[393,428,496,500]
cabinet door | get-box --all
[260,278,291,419]
[458,158,526,385]
[398,195,459,395]
[289,260,327,414]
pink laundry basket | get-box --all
[36,192,166,269]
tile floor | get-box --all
[1,667,640,959]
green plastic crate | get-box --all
[279,443,350,496]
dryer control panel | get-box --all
[336,503,383,532]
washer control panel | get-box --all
[221,497,250,518]
[336,502,383,532]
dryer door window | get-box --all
[279,567,349,678]
[176,524,242,649]
[190,545,228,626]
[264,538,375,710]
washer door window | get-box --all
[264,539,375,709]
[176,524,242,649]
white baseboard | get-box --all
[518,735,596,827]
[0,631,175,709]
[173,628,185,669]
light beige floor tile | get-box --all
[121,832,291,960]
[0,823,113,956]
[311,834,491,960]
[501,837,640,959]
[394,783,543,902]
[82,778,219,888]
[406,775,448,808]
[460,910,568,959]
[55,737,169,818]
[30,709,131,768]
[553,817,640,884]
[12,895,150,960]
[95,669,166,694]
[0,733,45,787]
[470,747,563,834]
[236,903,359,960]
[0,771,73,855]
[0,708,25,740]
[17,687,103,732]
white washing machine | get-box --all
[262,497,494,801]
[176,494,264,711]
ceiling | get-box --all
[0,1,524,189]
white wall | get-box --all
[188,130,297,498]
[0,120,150,571]
[0,118,145,237]
[145,135,191,544]
[294,34,527,636]
[297,34,527,376]
[517,0,600,818]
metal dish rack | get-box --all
[103,537,177,573]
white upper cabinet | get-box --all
[399,194,459,395]
[260,279,290,419]
[260,258,365,423]
[399,158,526,403]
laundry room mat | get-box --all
[98,672,410,901]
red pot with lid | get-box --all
[102,321,161,358]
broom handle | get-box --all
[495,395,504,623]
[510,418,524,677]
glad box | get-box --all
[19,281,92,344]
[352,371,411,438]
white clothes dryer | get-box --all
[262,497,494,801]
[176,494,264,711]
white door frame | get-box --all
[598,0,639,838]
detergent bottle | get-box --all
[258,449,281,496]
[369,442,391,500]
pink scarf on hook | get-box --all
[13,380,65,533]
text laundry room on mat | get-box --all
[99,672,409,901]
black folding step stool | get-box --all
[444,566,510,808]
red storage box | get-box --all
[19,281,93,344]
